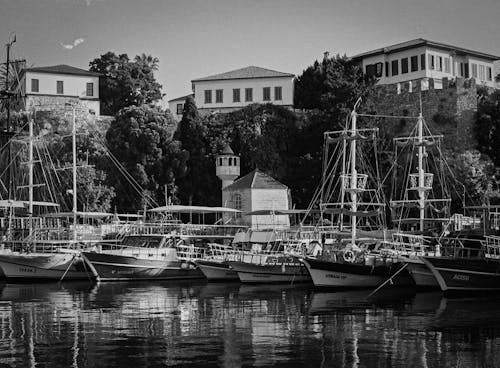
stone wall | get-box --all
[362,77,480,151]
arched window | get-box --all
[232,193,242,210]
[234,157,238,166]
[228,157,233,166]
[219,158,223,166]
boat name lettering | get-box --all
[452,274,469,281]
[326,273,346,279]
[19,267,35,273]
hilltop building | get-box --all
[352,38,499,89]
[169,66,294,120]
[168,93,193,121]
[216,145,290,229]
[16,64,101,115]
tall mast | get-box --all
[350,110,357,246]
[417,113,425,232]
[28,115,34,240]
[71,106,77,242]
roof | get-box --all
[25,64,101,77]
[149,205,241,214]
[224,169,288,191]
[351,38,500,61]
[192,66,294,82]
[220,144,235,155]
[168,93,194,103]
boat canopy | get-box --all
[0,200,59,208]
[149,205,241,214]
[41,211,113,219]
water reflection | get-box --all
[0,281,499,367]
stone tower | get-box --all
[216,144,240,190]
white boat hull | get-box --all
[229,261,311,284]
[194,260,239,281]
[0,252,94,281]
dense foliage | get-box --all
[105,105,187,212]
[89,52,163,116]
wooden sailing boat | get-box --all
[0,110,95,281]
[301,99,414,288]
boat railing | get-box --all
[175,243,206,261]
[439,238,485,259]
[484,235,500,259]
[388,232,439,256]
[234,250,295,265]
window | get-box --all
[385,62,389,77]
[429,55,435,70]
[391,60,398,76]
[176,103,183,115]
[401,58,408,74]
[444,58,450,73]
[219,158,223,166]
[420,54,426,70]
[233,88,240,103]
[204,90,212,104]
[436,56,442,71]
[31,79,39,93]
[487,67,492,81]
[410,56,418,72]
[228,157,232,166]
[460,62,464,77]
[464,63,469,78]
[56,80,64,94]
[479,65,485,80]
[471,63,478,78]
[216,89,223,103]
[274,86,282,100]
[263,87,271,101]
[232,193,242,211]
[86,82,94,97]
[245,88,253,102]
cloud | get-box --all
[60,38,85,50]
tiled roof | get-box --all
[25,64,101,77]
[168,93,194,103]
[224,169,288,191]
[192,66,294,82]
[351,38,500,61]
[220,144,234,155]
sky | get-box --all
[1,0,500,107]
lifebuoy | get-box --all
[343,249,355,263]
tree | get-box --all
[89,52,163,115]
[475,90,500,167]
[174,97,217,205]
[106,105,187,212]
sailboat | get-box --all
[0,110,95,281]
[300,99,414,288]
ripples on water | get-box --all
[0,281,499,368]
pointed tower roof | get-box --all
[220,144,235,156]
[223,169,288,191]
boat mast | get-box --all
[28,115,34,241]
[417,113,425,232]
[350,109,357,247]
[71,105,77,242]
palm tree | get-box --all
[134,53,159,71]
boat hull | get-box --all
[0,252,94,281]
[301,258,414,288]
[422,256,500,292]
[82,252,204,281]
[405,259,439,288]
[194,259,239,281]
[229,261,311,284]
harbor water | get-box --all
[0,281,499,367]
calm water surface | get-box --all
[0,280,499,368]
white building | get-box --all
[167,93,193,121]
[352,38,499,89]
[169,66,294,117]
[19,64,101,115]
[215,145,290,229]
